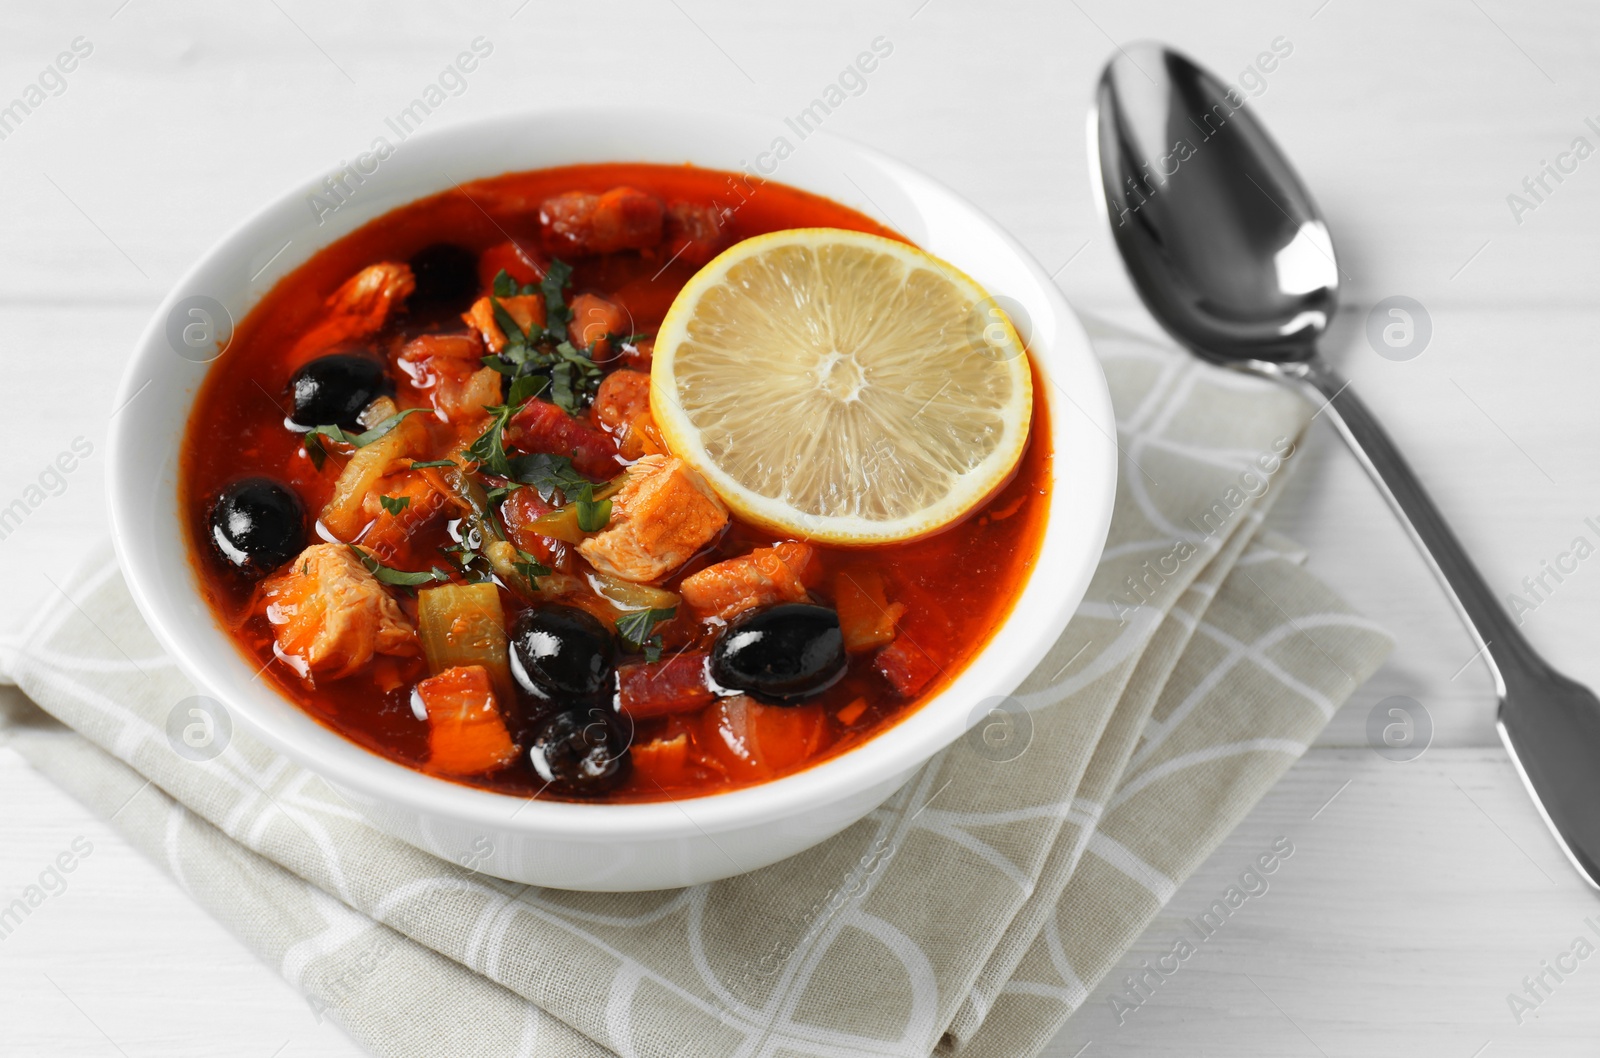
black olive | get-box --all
[408,243,480,310]
[528,706,632,795]
[710,603,847,704]
[287,354,392,432]
[509,604,616,702]
[208,478,305,575]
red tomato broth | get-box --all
[180,162,1052,803]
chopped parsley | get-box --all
[408,458,456,470]
[539,259,573,342]
[464,403,519,478]
[303,408,427,470]
[347,545,450,587]
[508,453,591,502]
[616,607,676,662]
[492,269,537,299]
[479,262,602,415]
[438,540,494,584]
[378,494,410,515]
[574,483,612,533]
[507,372,549,407]
[545,341,604,415]
[513,548,552,582]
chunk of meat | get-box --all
[874,637,942,700]
[506,398,623,479]
[399,333,481,361]
[592,369,650,431]
[590,368,655,459]
[540,188,664,256]
[262,543,419,679]
[679,541,815,621]
[463,293,545,352]
[664,200,730,267]
[437,363,504,425]
[568,293,629,360]
[419,665,519,777]
[476,240,548,289]
[359,473,451,567]
[618,651,715,719]
[289,263,415,364]
[577,455,729,583]
[396,333,502,427]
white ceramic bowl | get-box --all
[107,106,1117,891]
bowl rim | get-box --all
[107,103,1117,841]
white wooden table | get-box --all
[3,1,1599,1054]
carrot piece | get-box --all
[569,293,629,360]
[833,569,906,653]
[630,734,691,788]
[835,698,868,726]
[420,665,519,777]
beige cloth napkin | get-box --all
[0,318,1391,1058]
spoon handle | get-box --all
[1289,355,1546,690]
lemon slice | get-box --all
[650,228,1033,544]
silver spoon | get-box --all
[1091,42,1600,887]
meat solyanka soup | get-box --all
[181,163,1050,803]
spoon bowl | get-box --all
[1092,43,1338,364]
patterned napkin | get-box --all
[0,317,1391,1058]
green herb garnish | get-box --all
[616,607,676,662]
[491,268,538,299]
[546,341,603,415]
[378,494,411,515]
[574,483,612,533]
[477,261,603,414]
[539,259,573,342]
[507,372,549,407]
[513,548,552,583]
[508,453,591,502]
[347,545,450,587]
[408,458,456,470]
[464,403,519,478]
